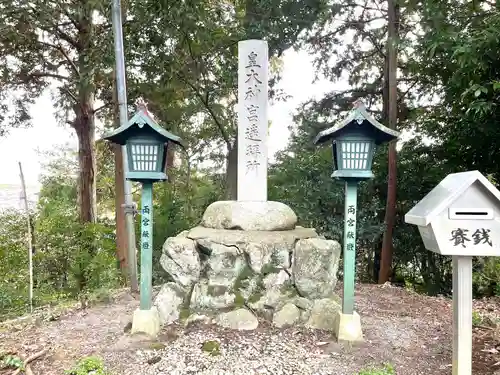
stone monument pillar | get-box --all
[237,39,268,202]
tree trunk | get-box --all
[114,144,128,270]
[74,105,96,291]
[378,0,399,284]
[74,3,96,225]
[112,68,128,271]
[165,145,176,182]
[74,104,97,224]
[225,138,238,200]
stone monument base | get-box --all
[154,201,345,334]
[333,311,364,343]
[131,307,161,337]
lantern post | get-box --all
[102,100,183,336]
[314,100,400,342]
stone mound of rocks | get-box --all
[154,201,342,331]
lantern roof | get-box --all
[313,100,400,146]
[102,99,182,146]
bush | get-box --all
[35,213,121,294]
[473,258,500,297]
[0,210,31,316]
[65,356,111,375]
[0,208,122,319]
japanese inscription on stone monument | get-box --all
[243,51,263,174]
[237,40,268,201]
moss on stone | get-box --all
[234,292,245,307]
[201,340,221,356]
[279,282,298,297]
[233,265,255,291]
[207,285,228,297]
[260,263,281,276]
[179,283,195,315]
[149,342,167,350]
[331,294,342,304]
[247,291,263,304]
[179,307,191,321]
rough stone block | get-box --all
[201,201,297,231]
[293,238,341,299]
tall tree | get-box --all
[296,0,423,281]
[378,0,400,284]
[0,0,115,223]
[124,0,329,199]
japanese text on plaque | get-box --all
[142,205,151,250]
[346,205,356,251]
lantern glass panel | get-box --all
[128,142,162,172]
[337,140,374,171]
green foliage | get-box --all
[65,356,111,375]
[270,0,500,297]
[0,0,114,126]
[1,354,24,371]
[473,258,500,297]
[355,364,395,375]
[35,213,119,292]
[0,210,32,315]
[0,148,123,319]
[472,311,482,326]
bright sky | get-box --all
[0,49,335,187]
[0,98,77,186]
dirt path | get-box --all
[0,290,140,374]
[0,285,498,375]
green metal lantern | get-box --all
[314,101,399,180]
[102,102,183,320]
[103,106,182,182]
[313,101,400,342]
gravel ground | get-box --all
[1,284,499,375]
[129,324,366,375]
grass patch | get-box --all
[1,353,24,371]
[65,356,111,375]
[355,363,395,375]
[472,311,482,326]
